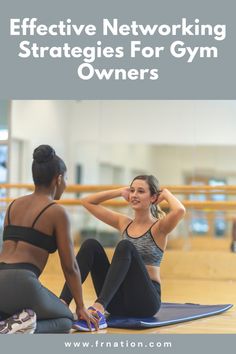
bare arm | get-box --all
[153,189,186,236]
[81,188,131,232]
[3,213,8,227]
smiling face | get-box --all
[129,179,157,212]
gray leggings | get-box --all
[0,262,73,333]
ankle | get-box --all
[92,302,105,314]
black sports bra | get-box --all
[3,201,57,254]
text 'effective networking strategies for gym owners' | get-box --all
[10,18,227,81]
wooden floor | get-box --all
[40,243,236,334]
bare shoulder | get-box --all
[50,203,69,219]
[52,205,71,236]
[119,216,133,233]
[150,219,169,250]
[9,194,31,205]
[42,204,70,228]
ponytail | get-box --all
[151,203,166,219]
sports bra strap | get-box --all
[7,200,16,225]
[32,202,56,227]
[124,219,159,236]
[123,220,133,233]
[126,219,159,231]
[149,219,159,230]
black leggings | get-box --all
[0,262,74,333]
[60,239,161,317]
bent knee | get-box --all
[114,239,135,256]
[79,238,102,252]
[117,239,135,249]
[58,318,73,333]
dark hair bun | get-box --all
[33,145,56,163]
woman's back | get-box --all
[0,194,58,272]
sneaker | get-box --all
[0,309,37,334]
[104,310,110,319]
[72,307,107,332]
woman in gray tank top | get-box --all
[61,174,185,332]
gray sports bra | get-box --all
[122,221,164,266]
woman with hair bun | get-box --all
[60,175,186,331]
[0,145,98,334]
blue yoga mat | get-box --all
[107,302,233,329]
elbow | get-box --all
[177,206,186,219]
[63,261,79,276]
[81,197,97,207]
[80,198,88,206]
[81,198,91,208]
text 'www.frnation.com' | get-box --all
[64,340,172,349]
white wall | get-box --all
[148,145,236,185]
[68,100,236,145]
[9,100,236,186]
[10,100,71,183]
